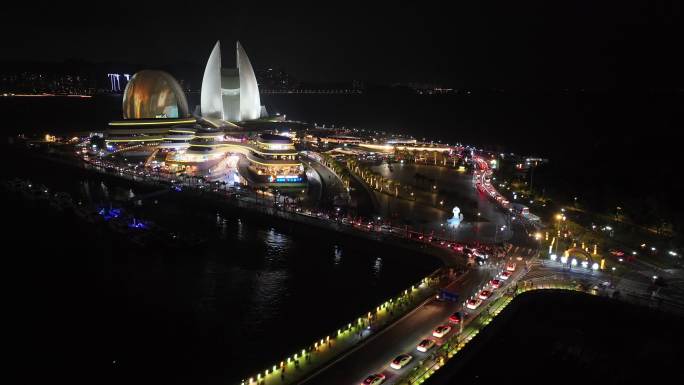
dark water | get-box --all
[428,291,684,384]
[3,151,439,385]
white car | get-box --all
[478,290,492,300]
[432,325,452,338]
[466,298,483,309]
[416,338,436,352]
[390,354,413,369]
[361,373,386,385]
[500,271,512,280]
[506,262,517,271]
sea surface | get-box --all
[428,290,684,384]
[3,151,439,385]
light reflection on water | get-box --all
[264,227,291,259]
[236,218,244,241]
[6,159,440,385]
[334,245,343,266]
[100,181,109,200]
[373,257,383,276]
[197,259,219,313]
[244,269,289,329]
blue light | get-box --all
[128,218,149,229]
[275,176,302,183]
[97,207,122,221]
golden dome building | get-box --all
[106,70,197,145]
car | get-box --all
[362,374,386,385]
[448,312,462,323]
[466,298,483,309]
[416,338,436,352]
[478,290,492,300]
[506,262,517,271]
[500,271,512,280]
[490,279,501,289]
[433,325,452,338]
[472,249,487,258]
[390,354,413,369]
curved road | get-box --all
[300,247,538,385]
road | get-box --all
[301,246,538,385]
[303,156,348,209]
[368,162,515,243]
[526,259,684,306]
[300,244,684,385]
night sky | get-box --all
[3,1,682,88]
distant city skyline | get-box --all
[2,1,682,89]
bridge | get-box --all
[236,245,684,385]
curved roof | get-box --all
[258,133,292,143]
[122,70,189,119]
[200,41,224,120]
[237,41,261,121]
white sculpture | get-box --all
[447,206,463,228]
[201,41,262,122]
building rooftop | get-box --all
[258,133,291,143]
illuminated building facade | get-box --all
[245,134,304,184]
[107,70,196,145]
[104,48,305,188]
[122,70,189,119]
